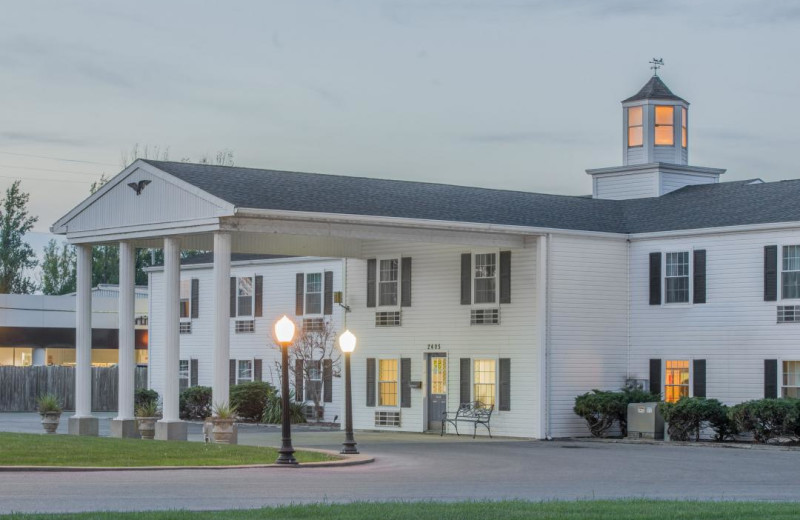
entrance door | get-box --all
[427,354,447,431]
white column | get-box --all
[212,232,232,409]
[69,244,98,435]
[116,242,135,419]
[161,237,181,422]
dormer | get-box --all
[622,75,689,166]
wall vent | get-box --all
[471,308,500,325]
[374,411,401,427]
[778,306,800,323]
[235,320,255,333]
[179,322,192,334]
[303,318,325,332]
[375,311,401,327]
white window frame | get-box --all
[780,359,800,398]
[627,105,643,148]
[663,251,691,305]
[471,357,498,408]
[233,275,256,319]
[179,280,191,322]
[236,358,254,384]
[303,360,323,403]
[377,357,399,409]
[304,272,324,317]
[662,358,693,403]
[178,358,190,389]
[780,244,800,301]
[471,251,500,308]
[376,256,401,309]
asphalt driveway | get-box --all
[1,412,799,514]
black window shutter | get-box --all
[191,278,199,319]
[764,245,778,302]
[295,273,304,316]
[323,359,333,403]
[254,358,262,382]
[499,358,511,411]
[295,359,304,402]
[229,359,236,386]
[324,271,334,315]
[649,359,661,396]
[693,250,706,304]
[401,257,412,307]
[649,253,661,305]
[366,358,376,407]
[460,254,471,305]
[229,277,237,317]
[460,358,471,404]
[190,359,198,387]
[400,358,411,408]
[693,359,706,398]
[499,251,511,304]
[366,259,377,308]
[254,276,263,317]
[764,359,778,398]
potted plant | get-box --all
[37,394,62,434]
[135,401,160,440]
[210,402,238,444]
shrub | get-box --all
[230,382,275,422]
[729,398,799,443]
[180,386,212,420]
[262,390,307,425]
[135,388,159,409]
[136,400,159,418]
[660,397,734,442]
[573,388,659,438]
[37,393,62,414]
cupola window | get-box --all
[654,106,674,146]
[681,107,687,148]
[627,106,643,147]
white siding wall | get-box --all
[345,241,540,438]
[629,228,800,405]
[149,257,345,423]
[594,172,657,200]
[547,234,629,437]
[659,173,715,195]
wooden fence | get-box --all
[0,366,148,412]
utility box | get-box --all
[627,402,664,440]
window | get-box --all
[664,360,689,402]
[627,106,643,147]
[474,253,497,304]
[305,273,322,315]
[378,359,398,406]
[179,280,191,320]
[782,361,800,398]
[782,246,800,299]
[236,277,254,317]
[379,259,399,306]
[665,252,689,303]
[681,107,687,148]
[654,105,674,146]
[179,359,189,391]
[474,359,496,407]
[306,361,322,401]
[238,359,253,383]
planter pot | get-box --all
[211,418,236,444]
[136,417,158,440]
[40,411,61,434]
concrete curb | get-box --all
[0,448,375,472]
[568,437,800,451]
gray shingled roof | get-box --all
[144,160,800,235]
[623,76,686,103]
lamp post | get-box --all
[338,329,359,454]
[274,315,297,465]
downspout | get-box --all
[536,233,551,440]
[626,237,631,381]
[545,233,552,440]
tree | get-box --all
[273,319,340,421]
[40,239,76,295]
[0,181,38,293]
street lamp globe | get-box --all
[274,315,295,344]
[339,329,357,353]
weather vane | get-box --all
[649,58,664,76]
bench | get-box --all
[441,401,494,438]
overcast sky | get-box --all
[2,0,799,250]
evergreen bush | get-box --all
[660,397,734,442]
[134,388,159,410]
[179,386,212,420]
[230,382,275,422]
[573,388,659,438]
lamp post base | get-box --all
[276,446,298,465]
[340,441,359,455]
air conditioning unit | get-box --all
[625,378,648,391]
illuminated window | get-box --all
[627,106,643,147]
[681,107,687,148]
[431,357,446,395]
[305,273,323,315]
[782,361,800,398]
[236,277,253,317]
[665,360,689,402]
[665,252,690,303]
[654,105,674,146]
[474,253,497,304]
[379,259,399,306]
[782,246,800,299]
[179,280,191,319]
[379,359,398,406]
[473,359,496,407]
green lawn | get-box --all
[3,501,800,520]
[0,433,335,467]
